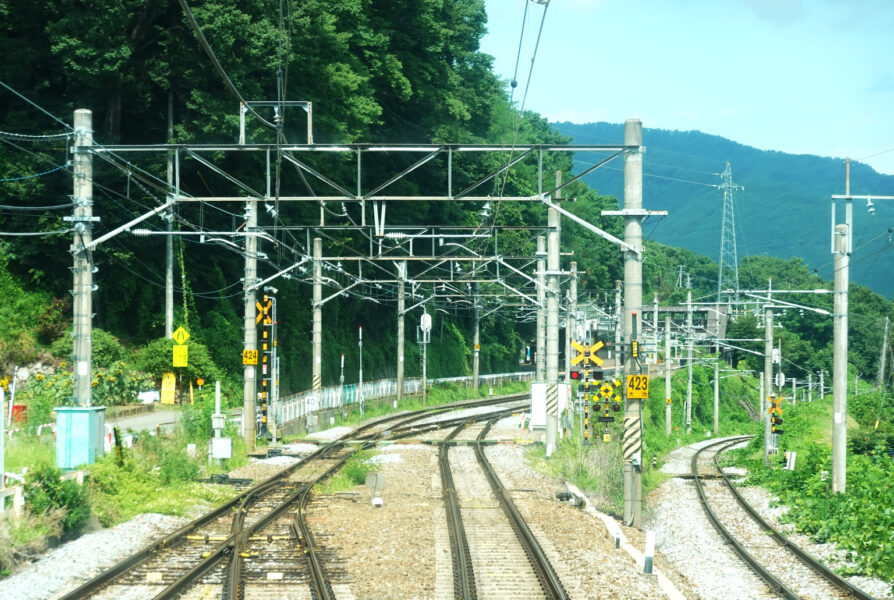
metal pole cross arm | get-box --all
[82,198,176,251]
[541,198,640,254]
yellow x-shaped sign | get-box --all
[571,340,604,366]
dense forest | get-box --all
[1,0,893,403]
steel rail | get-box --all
[710,439,875,600]
[440,422,478,599]
[474,418,569,600]
[692,436,801,599]
[61,396,515,599]
[292,403,525,600]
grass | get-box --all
[0,509,65,576]
[524,366,762,513]
[312,448,377,495]
[4,434,55,474]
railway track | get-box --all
[60,395,526,600]
[438,417,569,600]
[693,437,875,600]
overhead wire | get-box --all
[176,0,276,131]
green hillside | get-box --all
[554,122,894,298]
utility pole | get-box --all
[473,282,480,393]
[545,171,562,457]
[833,220,849,493]
[72,109,94,407]
[686,277,693,435]
[1,388,5,491]
[564,263,577,385]
[614,280,622,379]
[819,370,824,399]
[714,361,720,436]
[878,316,889,390]
[421,310,431,406]
[652,292,658,364]
[396,261,406,404]
[759,377,764,427]
[358,326,364,416]
[536,236,546,382]
[242,197,258,446]
[313,238,323,405]
[763,282,774,467]
[622,119,644,528]
[808,373,812,402]
[665,315,672,437]
[165,93,174,339]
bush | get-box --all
[24,463,91,535]
[50,328,127,368]
[135,337,223,383]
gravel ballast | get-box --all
[0,513,190,600]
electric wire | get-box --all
[0,79,73,130]
[0,164,69,182]
[0,228,74,237]
[176,0,276,131]
[0,130,72,140]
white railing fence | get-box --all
[276,371,534,426]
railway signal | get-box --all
[768,396,784,434]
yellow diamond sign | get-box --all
[172,326,190,345]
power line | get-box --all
[0,228,73,237]
[0,130,72,141]
[0,79,72,130]
[0,163,69,182]
[176,0,276,131]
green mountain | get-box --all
[553,122,894,298]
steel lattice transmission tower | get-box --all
[717,161,743,302]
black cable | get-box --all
[176,0,276,131]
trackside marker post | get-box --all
[644,530,655,573]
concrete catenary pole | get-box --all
[165,93,175,339]
[566,261,578,384]
[665,315,672,436]
[72,109,94,407]
[652,292,659,363]
[622,119,644,528]
[473,282,480,393]
[242,197,258,446]
[808,372,813,402]
[396,261,406,404]
[878,316,889,390]
[763,293,774,467]
[614,280,623,379]
[313,238,323,401]
[358,326,364,415]
[1,388,5,491]
[832,223,849,493]
[536,236,546,382]
[686,285,693,435]
[545,171,562,456]
[714,360,720,436]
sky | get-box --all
[480,0,894,175]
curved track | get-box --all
[60,395,526,600]
[693,436,875,600]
